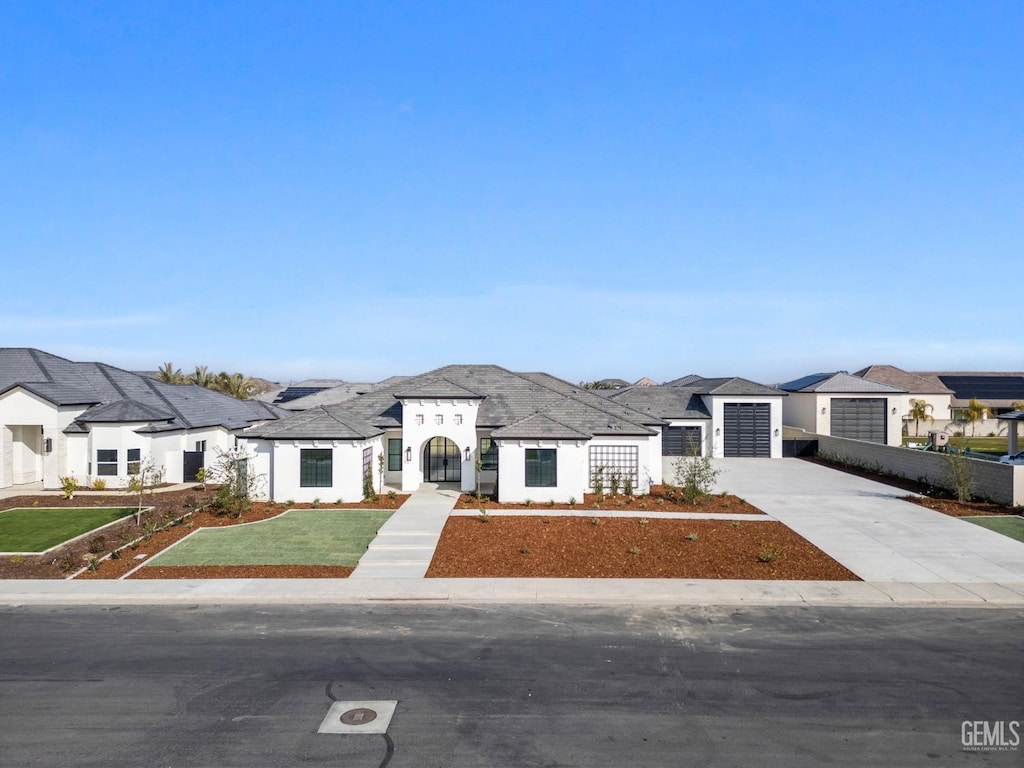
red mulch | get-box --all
[426,516,859,580]
[456,487,766,514]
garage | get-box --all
[830,398,886,443]
[662,426,703,456]
[723,403,770,457]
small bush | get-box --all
[628,547,641,555]
[730,520,741,528]
[520,545,530,554]
[285,499,295,507]
[59,475,79,499]
[590,517,601,526]
[109,549,121,560]
[57,550,76,573]
[479,509,490,523]
[672,454,721,505]
[10,554,24,565]
[311,498,320,508]
[387,490,398,501]
[87,536,106,554]
[546,499,555,508]
[638,518,649,525]
[86,557,99,573]
[568,496,577,507]
[609,471,621,497]
[91,478,107,491]
[623,475,634,497]
[758,543,784,563]
[524,499,533,508]
[943,451,975,503]
[685,532,699,542]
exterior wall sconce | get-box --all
[405,447,412,463]
[714,427,721,436]
[464,447,471,462]
[891,407,898,415]
[821,407,827,415]
[773,429,780,438]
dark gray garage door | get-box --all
[663,426,702,456]
[723,403,771,457]
[830,398,886,443]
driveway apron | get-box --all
[714,458,1024,583]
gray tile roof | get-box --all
[606,387,711,419]
[664,374,703,387]
[779,371,905,394]
[77,400,176,423]
[247,364,662,440]
[393,378,485,400]
[0,348,290,432]
[687,377,784,396]
[852,365,953,394]
[490,413,591,440]
[242,406,383,440]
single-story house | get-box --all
[852,364,954,434]
[0,348,288,490]
[913,371,1024,426]
[241,366,785,505]
[778,371,906,445]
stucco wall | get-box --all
[398,398,480,492]
[258,437,384,503]
[495,440,588,504]
[816,434,1023,506]
[706,395,785,458]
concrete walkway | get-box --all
[348,482,460,579]
[715,458,1024,584]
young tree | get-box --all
[206,446,265,517]
[124,455,161,524]
[672,451,721,505]
[907,399,935,437]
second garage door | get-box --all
[830,398,887,443]
[723,403,771,457]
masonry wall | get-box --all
[816,434,1023,506]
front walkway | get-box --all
[715,459,1024,584]
[348,482,460,579]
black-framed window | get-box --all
[300,449,332,487]
[96,449,118,476]
[127,448,141,476]
[479,438,499,471]
[195,440,207,452]
[388,439,402,471]
[525,448,556,487]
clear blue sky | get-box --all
[2,1,1021,385]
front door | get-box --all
[423,437,461,482]
[183,451,205,482]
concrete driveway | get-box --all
[714,458,1024,584]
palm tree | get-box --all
[189,365,215,389]
[155,362,185,384]
[907,399,934,437]
[963,397,990,437]
[214,372,257,400]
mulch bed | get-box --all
[426,516,859,580]
[0,490,407,580]
[803,457,1021,518]
[456,487,766,514]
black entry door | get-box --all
[723,403,771,457]
[423,437,462,482]
[183,451,205,482]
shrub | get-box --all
[758,543,784,563]
[546,499,555,508]
[57,550,76,573]
[608,471,620,497]
[109,549,121,560]
[387,490,398,501]
[479,509,490,523]
[87,536,106,554]
[638,518,649,525]
[520,545,531,554]
[86,557,99,573]
[943,451,975,503]
[59,475,79,499]
[524,499,533,508]
[285,499,295,507]
[685,532,699,542]
[362,468,377,502]
[623,475,634,497]
[591,466,605,498]
[590,517,601,526]
[91,478,107,491]
[311,498,320,508]
[730,520,741,528]
[628,547,641,555]
[568,496,577,506]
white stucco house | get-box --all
[851,365,954,435]
[778,371,906,445]
[0,348,288,491]
[241,366,786,504]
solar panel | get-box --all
[938,376,1024,400]
[273,386,330,404]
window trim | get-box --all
[96,449,118,477]
[525,448,557,488]
[127,448,141,476]
[299,448,333,488]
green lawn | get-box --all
[962,516,1024,544]
[0,507,136,553]
[146,509,394,566]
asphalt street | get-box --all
[1,604,1021,767]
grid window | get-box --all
[300,449,332,487]
[195,440,207,452]
[127,448,141,476]
[454,414,463,425]
[435,414,444,426]
[589,445,639,493]
[525,449,557,487]
[96,449,118,476]
[415,414,424,425]
[479,438,499,471]
[388,438,403,471]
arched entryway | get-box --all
[423,436,461,482]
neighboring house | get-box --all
[913,371,1024,426]
[0,348,288,490]
[852,365,954,433]
[778,372,906,445]
[608,377,786,459]
[241,364,671,504]
[256,376,412,411]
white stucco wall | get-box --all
[495,439,589,504]
[254,437,384,503]
[706,396,785,458]
[0,389,71,488]
[398,398,480,492]
[783,392,902,446]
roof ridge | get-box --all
[26,348,55,383]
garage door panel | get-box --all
[663,426,702,456]
[830,398,886,443]
[723,403,770,457]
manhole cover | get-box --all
[340,707,377,726]
[318,700,397,735]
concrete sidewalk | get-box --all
[3,577,1023,606]
[715,459,1024,584]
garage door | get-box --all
[830,398,886,443]
[663,426,702,456]
[723,403,771,457]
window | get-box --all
[127,448,141,476]
[388,439,403,471]
[525,448,557,487]
[415,414,424,425]
[96,449,118,476]
[589,445,639,492]
[195,440,207,452]
[479,438,499,471]
[454,414,463,425]
[300,449,332,487]
[435,414,444,426]
[362,447,373,484]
